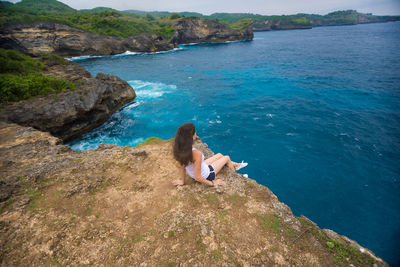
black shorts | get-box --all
[206,165,216,181]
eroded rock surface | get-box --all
[0,18,254,57]
[0,122,387,266]
[0,59,136,142]
[172,17,253,44]
[0,22,175,56]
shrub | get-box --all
[0,49,77,103]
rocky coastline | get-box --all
[0,18,253,57]
[171,17,253,44]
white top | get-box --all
[185,148,210,179]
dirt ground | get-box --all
[0,121,386,266]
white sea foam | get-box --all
[128,80,177,99]
[112,51,140,57]
[123,101,142,112]
[66,55,104,61]
[67,48,184,61]
[266,113,274,118]
[209,120,222,124]
[179,39,248,47]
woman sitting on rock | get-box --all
[172,122,247,187]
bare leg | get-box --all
[211,155,240,174]
[204,153,223,165]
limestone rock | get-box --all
[171,17,253,44]
[0,59,136,142]
[0,22,174,57]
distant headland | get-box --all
[1,0,399,57]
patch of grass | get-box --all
[245,181,255,188]
[168,230,175,237]
[137,136,161,146]
[99,179,112,189]
[329,240,375,267]
[26,188,44,211]
[74,157,84,162]
[204,193,217,203]
[285,228,297,239]
[297,216,375,266]
[215,209,229,224]
[5,241,23,250]
[57,189,66,195]
[53,255,62,267]
[0,198,14,213]
[226,193,248,207]
[197,239,207,254]
[261,214,281,233]
[134,234,145,243]
[213,252,222,260]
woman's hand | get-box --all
[213,179,225,186]
[172,179,184,186]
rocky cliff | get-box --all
[171,17,253,44]
[0,57,135,142]
[0,22,175,57]
[0,18,254,57]
[0,121,387,266]
[253,20,312,31]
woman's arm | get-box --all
[193,150,214,186]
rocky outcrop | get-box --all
[0,19,254,57]
[0,121,388,266]
[0,22,175,57]
[253,20,312,31]
[0,59,136,142]
[171,17,253,44]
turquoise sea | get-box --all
[68,22,400,265]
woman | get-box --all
[172,122,247,187]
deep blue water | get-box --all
[67,22,400,265]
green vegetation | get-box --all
[138,136,162,146]
[0,0,178,39]
[260,213,281,236]
[18,176,47,211]
[0,0,257,39]
[1,0,397,38]
[0,49,77,103]
[229,18,252,30]
[0,198,14,213]
[297,216,375,267]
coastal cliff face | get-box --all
[171,18,253,44]
[0,22,175,56]
[0,18,254,57]
[0,121,387,266]
[253,20,312,31]
[0,58,136,142]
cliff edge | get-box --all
[0,121,387,266]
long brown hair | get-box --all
[173,122,196,166]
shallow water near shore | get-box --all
[67,22,400,265]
